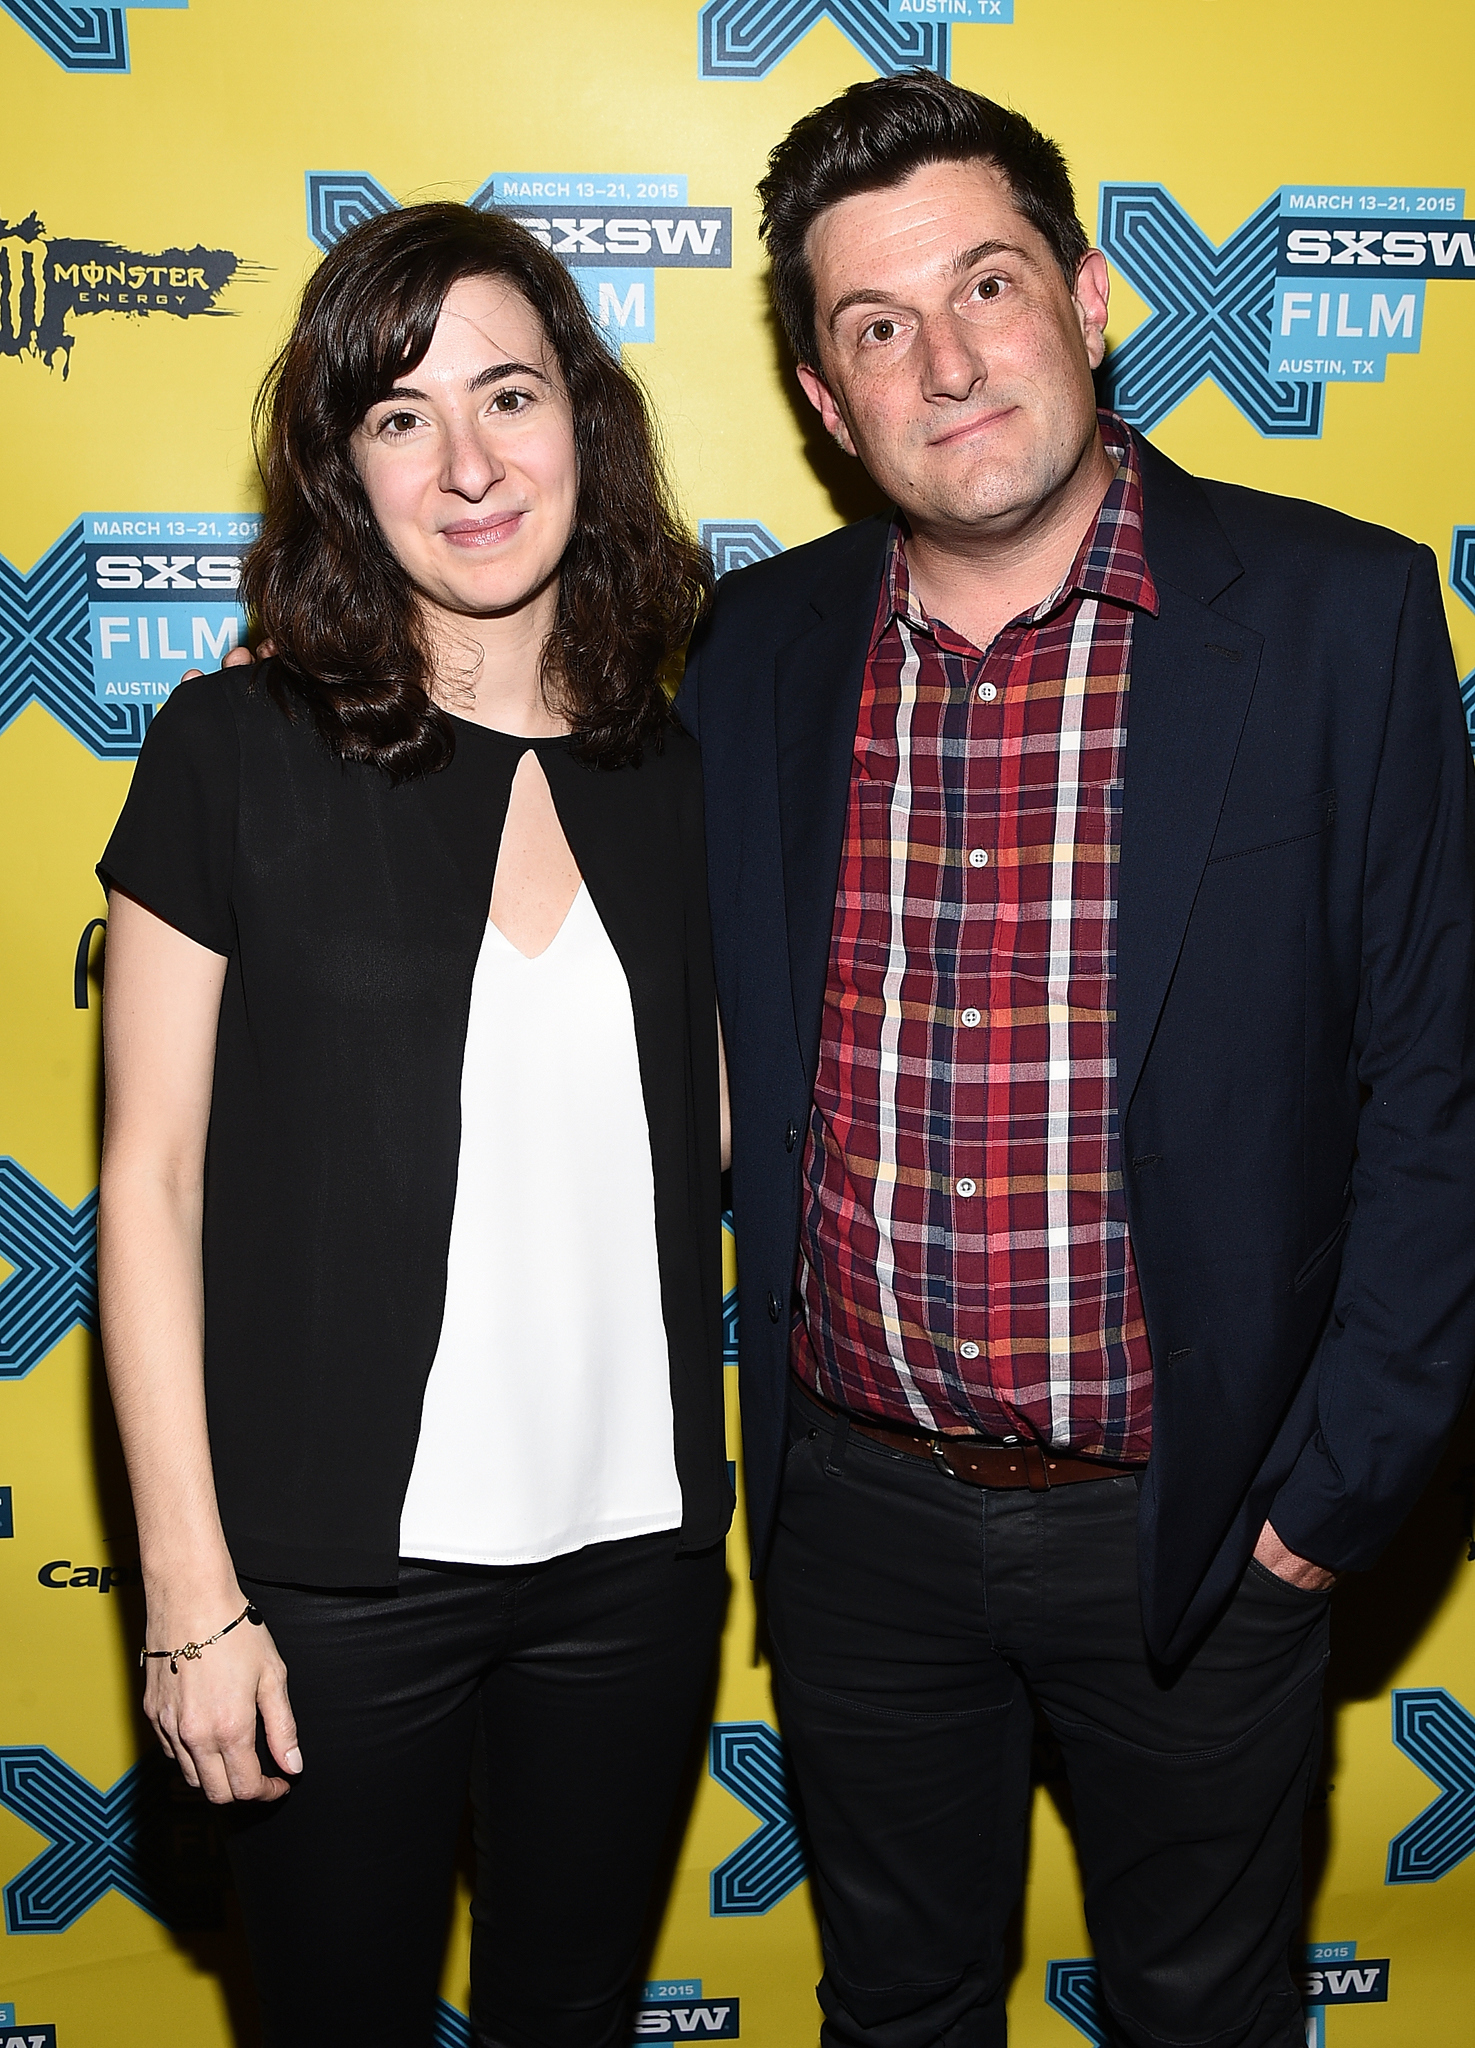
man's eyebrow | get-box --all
[952,238,1033,274]
[825,241,1035,331]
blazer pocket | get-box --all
[1292,1210,1351,1293]
[1207,787,1336,866]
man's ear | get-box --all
[1073,250,1111,372]
[795,361,859,458]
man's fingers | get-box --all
[179,641,259,685]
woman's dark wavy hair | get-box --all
[241,201,712,777]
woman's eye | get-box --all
[490,388,530,413]
[378,410,420,437]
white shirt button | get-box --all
[977,682,998,703]
[969,848,989,868]
[959,1340,981,1360]
[956,1178,977,1197]
[961,1006,982,1027]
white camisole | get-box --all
[398,882,683,1565]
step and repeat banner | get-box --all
[3,2,1475,2043]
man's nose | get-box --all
[919,314,985,402]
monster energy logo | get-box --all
[0,211,249,374]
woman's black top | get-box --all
[99,663,731,1586]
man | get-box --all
[678,70,1475,2048]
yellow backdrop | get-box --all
[3,3,1475,2043]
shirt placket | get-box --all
[951,626,1013,1420]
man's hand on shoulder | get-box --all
[180,642,265,684]
[1253,1520,1337,1591]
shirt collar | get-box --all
[872,409,1159,656]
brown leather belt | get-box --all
[798,1380,1142,1492]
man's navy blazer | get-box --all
[679,431,1475,1662]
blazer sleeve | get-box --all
[1270,544,1475,1570]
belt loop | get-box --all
[824,1410,851,1478]
[1025,1444,1050,1492]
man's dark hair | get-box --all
[758,70,1090,366]
[242,201,711,779]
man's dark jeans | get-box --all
[766,1385,1329,2048]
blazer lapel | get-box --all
[1117,440,1263,1114]
[774,516,890,1081]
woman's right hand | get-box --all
[143,1590,302,1804]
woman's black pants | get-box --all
[228,1533,728,2048]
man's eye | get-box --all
[974,277,1004,301]
[862,318,898,344]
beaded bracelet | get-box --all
[140,1601,263,1675]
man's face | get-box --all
[796,158,1110,541]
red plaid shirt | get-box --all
[794,416,1157,1460]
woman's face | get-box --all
[352,275,578,630]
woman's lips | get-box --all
[439,511,525,548]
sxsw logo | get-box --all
[1,0,185,73]
[304,171,729,356]
[633,1984,740,2037]
[0,211,248,375]
[1045,1946,1386,2048]
[0,514,253,759]
[0,2008,56,2048]
[83,511,254,706]
[1099,183,1472,439]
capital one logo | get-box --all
[1100,183,1473,439]
[0,1,185,73]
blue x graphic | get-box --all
[699,522,784,581]
[1045,1959,1108,2045]
[1098,186,1322,440]
[1448,528,1475,746]
[1385,1686,1475,1883]
[434,2002,471,2048]
[0,1159,98,1380]
[305,172,400,254]
[698,1,948,81]
[708,1722,807,1915]
[1,1748,157,1933]
[0,2,183,73]
[0,524,150,757]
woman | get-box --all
[97,202,729,2046]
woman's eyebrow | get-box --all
[467,360,550,391]
[378,360,551,403]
